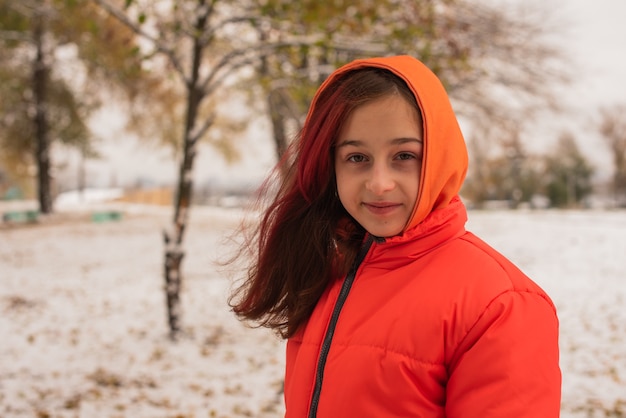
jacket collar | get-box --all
[366,196,467,268]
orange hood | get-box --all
[309,55,468,231]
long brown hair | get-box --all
[229,67,420,338]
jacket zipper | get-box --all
[308,235,374,418]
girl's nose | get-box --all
[365,163,395,195]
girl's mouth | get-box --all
[363,202,401,215]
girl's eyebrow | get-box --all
[336,137,423,148]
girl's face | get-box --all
[335,94,423,238]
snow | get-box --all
[1,202,625,417]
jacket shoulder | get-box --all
[450,231,552,301]
[433,232,557,359]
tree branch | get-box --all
[189,112,216,144]
[90,0,189,83]
[0,30,32,42]
[198,14,257,47]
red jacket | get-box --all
[284,56,561,417]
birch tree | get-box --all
[91,0,292,339]
[0,0,145,212]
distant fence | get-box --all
[115,188,173,206]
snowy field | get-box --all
[1,201,625,417]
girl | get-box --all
[230,55,561,417]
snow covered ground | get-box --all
[1,202,625,417]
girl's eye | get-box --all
[396,152,416,161]
[347,154,367,163]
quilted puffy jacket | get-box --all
[284,56,561,417]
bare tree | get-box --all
[91,0,308,339]
[599,104,626,207]
[250,0,569,165]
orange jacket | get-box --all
[284,56,561,417]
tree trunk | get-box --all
[268,90,289,160]
[163,90,201,340]
[32,13,53,214]
[163,5,208,340]
[163,118,197,339]
[164,231,184,339]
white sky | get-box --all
[513,0,626,179]
[563,0,626,178]
[59,0,626,190]
[560,0,626,108]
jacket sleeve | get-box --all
[445,290,561,417]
